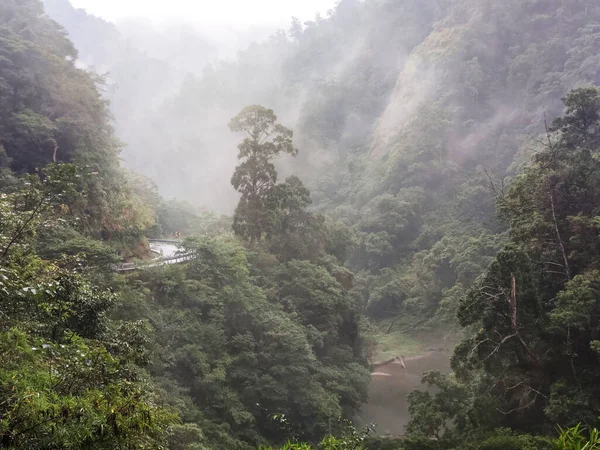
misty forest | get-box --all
[2,0,600,448]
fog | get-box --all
[44,0,395,213]
[69,0,338,32]
[42,0,590,214]
[18,1,600,443]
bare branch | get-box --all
[483,168,504,198]
[510,274,517,330]
[482,334,517,362]
[52,141,58,163]
[549,190,572,280]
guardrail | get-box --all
[147,239,183,244]
[114,256,193,272]
[115,262,137,272]
[144,253,194,267]
[163,253,193,262]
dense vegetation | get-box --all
[123,105,370,448]
[3,0,600,449]
[0,1,173,447]
[402,87,600,449]
[0,3,368,448]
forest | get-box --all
[2,0,600,448]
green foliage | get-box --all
[17,0,600,447]
[0,164,78,260]
[556,423,600,450]
[461,430,554,450]
[47,0,600,332]
[0,0,114,171]
[0,206,175,448]
[258,420,375,450]
[0,0,157,245]
[266,176,329,263]
[0,163,176,447]
[0,3,177,447]
[124,235,369,448]
[0,328,175,449]
[406,371,469,441]
[229,106,352,266]
[154,199,231,238]
[364,436,405,450]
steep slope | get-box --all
[0,2,176,447]
[344,0,600,321]
[0,0,156,244]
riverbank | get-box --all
[369,322,457,365]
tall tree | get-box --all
[229,105,297,243]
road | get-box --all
[115,240,191,272]
[149,241,181,259]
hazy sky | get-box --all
[69,0,338,29]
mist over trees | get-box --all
[44,0,600,327]
[3,0,600,448]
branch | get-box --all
[516,333,543,367]
[527,133,551,149]
[482,334,517,362]
[545,270,570,277]
[495,397,537,416]
[566,327,581,391]
[52,141,59,163]
[543,261,569,268]
[544,113,554,149]
[510,274,517,330]
[505,378,528,391]
[548,190,571,280]
[468,337,494,358]
[483,169,504,198]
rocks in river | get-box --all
[372,355,406,370]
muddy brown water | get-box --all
[356,351,451,436]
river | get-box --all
[356,351,451,436]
